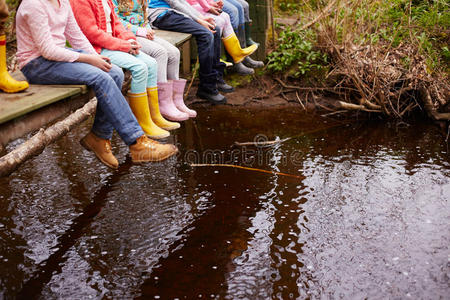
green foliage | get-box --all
[275,0,300,14]
[4,0,20,38]
[272,0,449,75]
[267,26,328,78]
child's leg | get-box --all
[134,52,158,89]
[221,0,240,30]
[153,12,218,94]
[137,36,171,83]
[234,0,251,23]
[217,12,234,38]
[21,57,143,145]
[135,37,187,122]
[101,49,172,138]
[223,0,245,27]
[101,49,156,93]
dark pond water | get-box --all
[0,106,449,299]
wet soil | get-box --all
[0,105,449,299]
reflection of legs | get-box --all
[0,0,29,93]
[101,49,170,139]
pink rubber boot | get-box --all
[158,81,189,121]
[172,79,197,118]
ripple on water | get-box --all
[0,108,449,299]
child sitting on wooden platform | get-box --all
[15,0,178,168]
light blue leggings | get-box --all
[101,48,158,94]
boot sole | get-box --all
[80,138,118,169]
[196,93,227,105]
[161,114,189,122]
[146,132,170,139]
[132,148,179,163]
[159,124,181,131]
[0,86,29,93]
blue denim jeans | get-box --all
[21,53,144,145]
[101,48,158,93]
[222,0,246,30]
[153,11,225,94]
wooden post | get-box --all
[247,0,269,61]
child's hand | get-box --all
[129,40,141,55]
[215,0,223,9]
[204,16,216,28]
[77,54,112,72]
[208,6,221,15]
[197,17,216,33]
[146,28,155,40]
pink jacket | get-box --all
[16,0,96,69]
[69,0,136,54]
[186,0,214,13]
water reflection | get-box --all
[0,107,448,299]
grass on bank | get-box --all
[269,0,449,76]
[267,0,449,120]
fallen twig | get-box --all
[296,91,306,110]
[234,137,291,147]
[190,163,304,179]
[0,98,97,177]
[185,58,199,98]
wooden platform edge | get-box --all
[0,91,94,150]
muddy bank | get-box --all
[185,75,312,109]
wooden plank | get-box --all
[0,91,94,148]
[154,29,192,47]
[11,71,88,94]
[182,39,191,74]
[0,85,84,124]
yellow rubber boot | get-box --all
[147,87,180,131]
[222,33,258,64]
[0,35,29,93]
[127,92,169,139]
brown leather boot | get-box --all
[80,132,119,169]
[129,135,178,163]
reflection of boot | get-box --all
[222,33,258,64]
[172,79,197,118]
[244,23,260,47]
[129,135,178,163]
[0,35,29,93]
[80,132,119,169]
[147,87,180,131]
[243,56,264,69]
[158,81,189,122]
[128,91,170,139]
